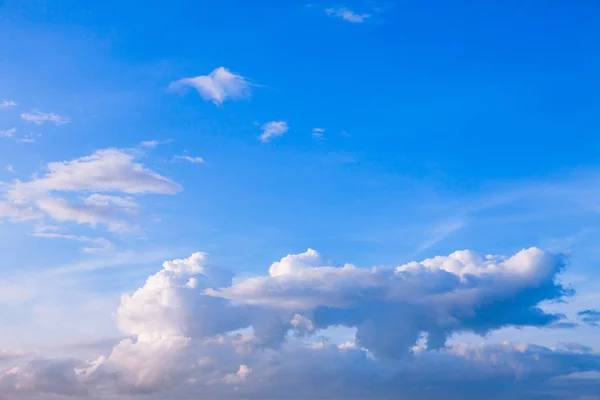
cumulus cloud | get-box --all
[169,67,251,106]
[259,121,288,143]
[326,6,371,23]
[0,100,17,108]
[0,148,181,234]
[20,111,70,125]
[2,248,598,399]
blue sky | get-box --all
[1,1,600,399]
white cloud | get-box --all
[8,148,182,199]
[326,7,371,23]
[169,67,251,106]
[31,225,114,254]
[20,111,70,125]
[6,165,15,173]
[83,194,138,210]
[0,248,598,399]
[0,128,17,138]
[259,121,288,143]
[174,155,205,164]
[312,127,325,139]
[139,139,173,148]
[0,202,42,222]
[0,100,17,108]
[0,147,181,233]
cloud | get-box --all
[174,155,205,164]
[326,7,371,23]
[3,248,598,399]
[31,225,114,254]
[139,139,173,148]
[0,100,17,108]
[5,165,14,173]
[259,121,288,143]
[312,128,325,139]
[578,310,600,327]
[0,349,34,362]
[0,202,42,222]
[169,67,251,106]
[0,147,181,233]
[20,111,70,125]
[8,148,182,198]
[0,128,17,138]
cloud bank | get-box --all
[1,247,598,399]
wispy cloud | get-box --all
[174,155,205,164]
[139,139,173,148]
[259,121,288,143]
[326,6,371,23]
[312,127,325,139]
[31,225,114,254]
[0,100,17,108]
[20,110,70,125]
[6,165,14,173]
[169,67,251,106]
[416,219,465,254]
[0,128,17,138]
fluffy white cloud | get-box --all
[326,7,371,23]
[9,149,181,198]
[259,121,288,143]
[1,248,598,399]
[0,148,181,239]
[0,100,17,108]
[20,111,70,125]
[169,67,251,106]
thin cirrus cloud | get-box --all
[0,248,598,399]
[325,6,371,23]
[169,67,251,106]
[259,121,288,143]
[174,155,205,164]
[20,110,71,125]
[30,225,114,254]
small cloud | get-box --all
[31,225,114,254]
[0,128,17,137]
[578,309,600,327]
[6,165,14,173]
[0,100,17,108]
[20,110,70,125]
[312,127,325,139]
[174,155,205,164]
[325,6,370,23]
[169,67,251,106]
[139,139,173,149]
[260,121,288,143]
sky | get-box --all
[1,1,600,399]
